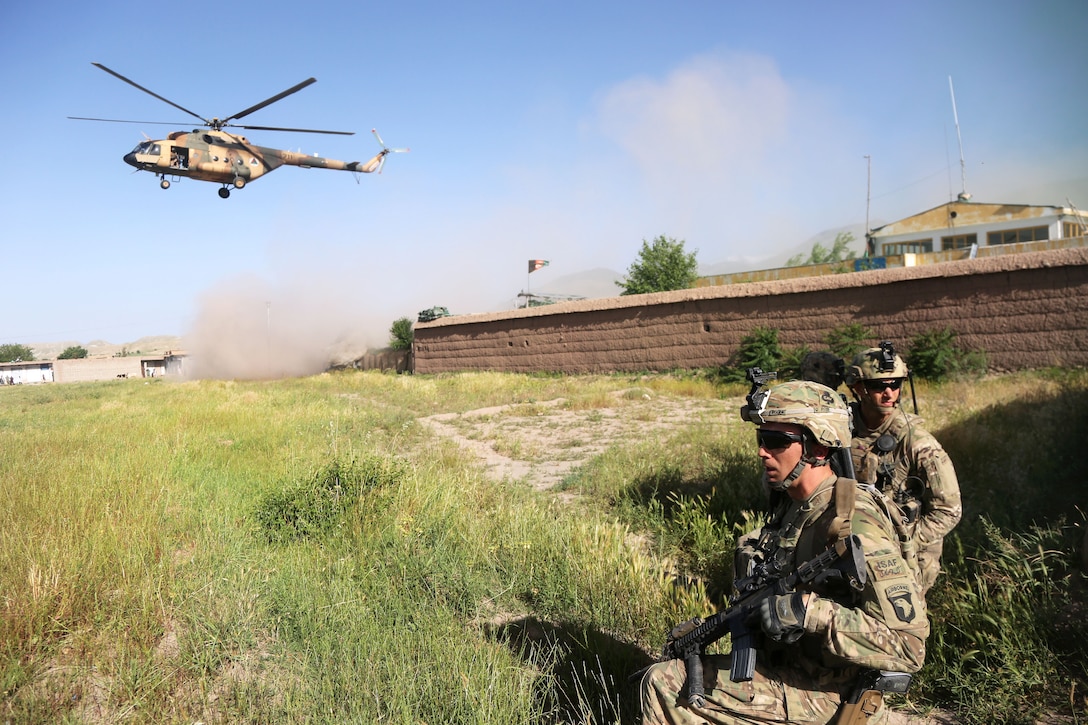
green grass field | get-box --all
[2,369,1086,723]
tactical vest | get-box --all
[850,406,925,527]
[735,473,857,600]
[735,473,919,601]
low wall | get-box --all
[333,349,412,373]
[53,357,145,382]
[413,248,1088,374]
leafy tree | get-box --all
[389,317,414,350]
[0,343,35,363]
[786,231,857,267]
[58,345,89,360]
[617,235,699,295]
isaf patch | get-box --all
[870,553,906,581]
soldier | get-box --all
[845,344,962,595]
[799,350,846,391]
[640,380,928,725]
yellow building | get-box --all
[867,200,1087,257]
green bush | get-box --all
[824,322,874,360]
[720,327,782,383]
[254,457,405,542]
[777,344,811,381]
[907,327,987,381]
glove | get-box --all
[758,592,807,643]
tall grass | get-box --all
[2,369,1086,723]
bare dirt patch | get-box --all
[418,390,732,498]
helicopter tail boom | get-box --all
[280,129,408,174]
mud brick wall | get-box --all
[413,248,1088,374]
[53,357,145,382]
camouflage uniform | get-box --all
[849,406,961,595]
[844,346,962,596]
[640,381,928,725]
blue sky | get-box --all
[2,0,1086,362]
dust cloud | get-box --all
[182,273,387,381]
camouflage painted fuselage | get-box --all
[122,130,384,186]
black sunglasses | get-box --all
[756,429,805,451]
[863,379,903,392]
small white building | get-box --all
[0,353,189,385]
[868,200,1087,257]
[0,361,54,385]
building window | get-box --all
[883,240,933,255]
[942,233,977,251]
[987,226,1049,245]
[1063,221,1087,238]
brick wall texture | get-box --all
[413,248,1088,374]
[53,357,144,382]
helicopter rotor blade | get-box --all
[91,63,208,124]
[370,129,409,174]
[222,78,317,124]
[233,123,354,136]
[371,128,409,153]
[68,116,192,126]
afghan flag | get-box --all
[528,259,550,273]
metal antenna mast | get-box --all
[864,154,872,235]
[949,76,970,201]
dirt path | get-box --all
[418,390,731,498]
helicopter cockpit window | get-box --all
[131,141,160,156]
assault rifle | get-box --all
[648,534,867,708]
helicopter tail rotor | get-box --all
[371,128,409,174]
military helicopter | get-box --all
[69,63,407,198]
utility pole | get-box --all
[863,154,872,257]
[864,154,871,236]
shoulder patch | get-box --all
[885,584,919,623]
[870,553,907,581]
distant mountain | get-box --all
[29,335,183,360]
[532,267,625,301]
[991,177,1088,210]
[699,223,873,278]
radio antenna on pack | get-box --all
[949,76,971,202]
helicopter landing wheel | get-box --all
[160,179,170,189]
[232,177,246,189]
[218,187,231,199]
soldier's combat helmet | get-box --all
[844,341,909,386]
[741,380,851,449]
[741,379,851,490]
[800,351,845,390]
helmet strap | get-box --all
[767,438,825,492]
[768,458,807,492]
